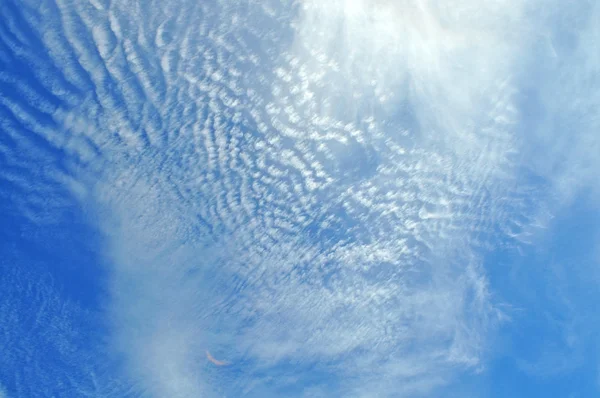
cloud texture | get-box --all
[1,0,599,397]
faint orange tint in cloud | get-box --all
[206,350,230,366]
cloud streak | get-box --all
[206,351,230,367]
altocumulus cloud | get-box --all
[1,0,599,397]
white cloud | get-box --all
[519,1,600,207]
[87,4,513,395]
[12,0,592,396]
[290,0,529,136]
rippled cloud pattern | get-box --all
[1,1,600,397]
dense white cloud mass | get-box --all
[1,0,599,396]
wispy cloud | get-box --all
[4,0,596,396]
[518,1,600,208]
[80,1,532,395]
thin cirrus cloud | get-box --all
[1,0,598,397]
[73,0,524,395]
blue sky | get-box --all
[1,0,599,397]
